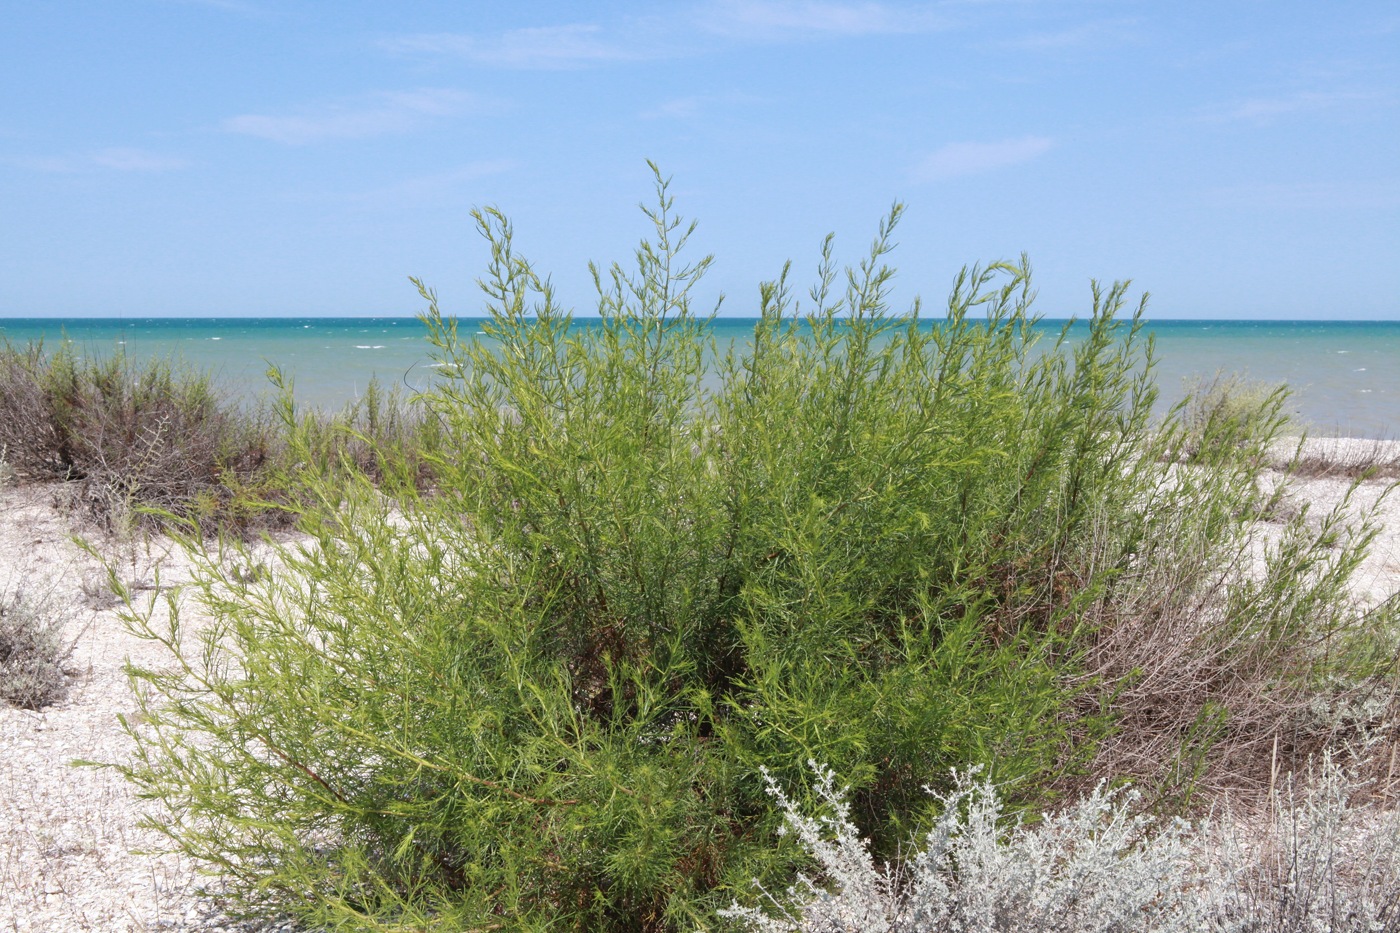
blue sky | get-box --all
[2,1,1397,320]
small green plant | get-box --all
[271,370,445,495]
[107,168,1397,930]
[1180,371,1289,460]
[0,589,72,710]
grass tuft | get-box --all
[0,340,284,534]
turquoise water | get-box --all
[2,317,1397,438]
[1131,320,1400,439]
[0,317,433,412]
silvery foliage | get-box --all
[721,762,1208,933]
[1207,748,1400,932]
[723,756,1400,933]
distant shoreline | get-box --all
[3,316,1399,437]
[3,315,1399,323]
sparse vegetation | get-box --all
[0,339,283,533]
[97,169,1399,931]
[1180,371,1291,462]
[0,340,447,535]
[271,368,445,494]
[1281,436,1400,481]
[0,588,73,710]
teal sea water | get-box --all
[2,317,1397,438]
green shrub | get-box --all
[271,371,445,495]
[1180,370,1289,461]
[110,169,1395,930]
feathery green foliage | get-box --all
[107,167,1396,930]
[269,370,446,495]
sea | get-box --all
[1,317,1397,439]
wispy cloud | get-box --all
[696,0,944,40]
[1206,90,1382,125]
[12,147,188,173]
[644,97,707,119]
[340,161,517,207]
[91,147,189,171]
[639,91,764,119]
[222,89,476,145]
[158,0,265,14]
[912,135,1053,181]
[384,25,638,69]
[992,18,1138,51]
[283,161,515,211]
[383,5,942,70]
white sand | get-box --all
[0,486,293,932]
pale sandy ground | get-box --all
[1,441,1398,932]
[0,489,295,933]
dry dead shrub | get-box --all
[0,340,286,535]
[1070,457,1400,810]
[0,341,69,480]
[1280,436,1400,481]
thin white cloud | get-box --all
[11,147,188,173]
[640,91,764,119]
[384,24,636,69]
[282,161,515,210]
[159,0,264,13]
[697,0,944,39]
[383,5,941,70]
[222,89,476,145]
[645,97,706,119]
[341,160,517,206]
[913,136,1054,181]
[10,155,77,172]
[993,18,1137,51]
[1207,90,1381,124]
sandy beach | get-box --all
[3,439,1398,932]
[0,487,295,932]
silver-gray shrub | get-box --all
[0,588,72,709]
[724,756,1400,933]
[1208,748,1400,932]
[722,762,1209,932]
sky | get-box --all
[1,1,1397,320]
